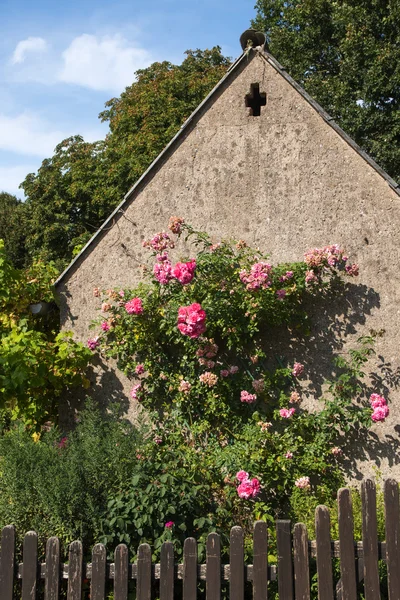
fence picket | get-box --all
[22,531,38,600]
[137,543,151,600]
[276,519,294,600]
[183,537,197,600]
[361,480,380,600]
[160,542,174,600]
[384,478,400,600]
[206,533,221,600]
[230,526,244,600]
[338,488,357,600]
[45,536,60,600]
[315,505,334,600]
[293,523,310,600]
[0,525,15,600]
[253,521,268,600]
[67,540,83,600]
[91,543,107,600]
[114,544,129,600]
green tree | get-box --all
[0,192,28,268]
[252,0,400,182]
[0,240,91,426]
[21,48,231,267]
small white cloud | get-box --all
[11,37,48,65]
[0,165,34,198]
[59,33,152,92]
[0,112,105,158]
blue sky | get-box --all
[0,0,257,199]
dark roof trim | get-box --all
[55,47,399,287]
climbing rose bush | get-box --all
[89,220,387,532]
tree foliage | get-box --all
[0,240,91,426]
[21,48,231,266]
[0,192,28,268]
[252,0,400,182]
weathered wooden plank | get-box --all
[67,540,83,600]
[137,543,151,600]
[114,544,129,600]
[293,523,310,600]
[0,525,15,600]
[361,480,380,600]
[315,505,334,600]
[160,542,174,600]
[91,543,107,600]
[338,488,357,600]
[45,536,60,600]
[183,537,197,600]
[230,526,244,600]
[22,531,38,600]
[206,533,221,600]
[384,478,400,600]
[253,521,268,600]
[276,520,294,600]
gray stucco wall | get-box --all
[57,50,400,478]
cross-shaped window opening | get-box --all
[245,83,266,116]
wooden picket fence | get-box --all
[1,478,400,599]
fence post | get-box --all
[160,542,174,600]
[206,533,221,600]
[230,526,244,600]
[91,543,107,600]
[361,479,380,600]
[22,530,38,600]
[315,505,334,600]
[114,544,129,600]
[293,523,310,600]
[384,478,400,600]
[253,521,268,600]
[44,536,60,600]
[276,520,294,600]
[183,537,197,600]
[67,540,83,600]
[0,525,15,600]
[338,488,357,600]
[137,543,151,600]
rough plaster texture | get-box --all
[57,50,400,479]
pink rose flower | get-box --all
[369,393,387,409]
[165,521,174,528]
[236,470,249,482]
[220,369,230,378]
[280,408,296,418]
[371,405,389,422]
[135,364,145,375]
[87,337,99,350]
[130,384,142,400]
[292,362,304,377]
[101,321,110,332]
[172,260,196,284]
[295,476,310,489]
[276,289,286,300]
[177,303,206,338]
[125,297,143,315]
[240,390,257,404]
[237,480,254,499]
[285,451,293,459]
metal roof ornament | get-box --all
[239,29,266,52]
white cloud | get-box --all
[0,112,105,157]
[59,33,152,92]
[11,37,48,65]
[0,165,34,198]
